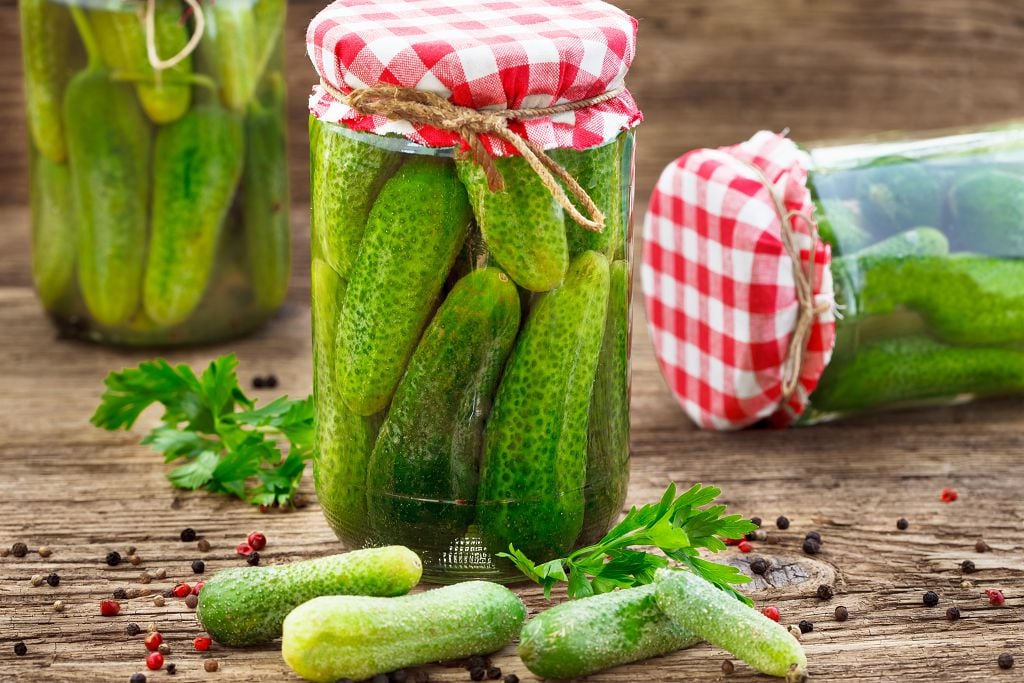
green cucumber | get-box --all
[519,584,699,679]
[336,156,472,415]
[253,0,286,86]
[479,251,611,561]
[311,259,383,544]
[282,581,526,683]
[200,0,258,111]
[196,546,422,647]
[64,67,151,327]
[854,155,943,234]
[90,2,193,125]
[366,267,520,552]
[580,259,631,544]
[30,152,76,310]
[458,155,569,292]
[551,137,624,259]
[20,0,73,163]
[948,169,1024,255]
[813,198,872,255]
[143,105,244,327]
[655,569,807,680]
[243,75,291,312]
[309,117,403,277]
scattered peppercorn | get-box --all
[191,560,205,574]
[750,516,762,528]
[185,594,198,610]
[12,542,29,557]
[744,531,757,542]
[162,589,174,599]
[130,674,146,683]
[166,664,176,675]
[180,528,196,543]
[798,620,814,633]
[501,676,516,683]
[246,552,260,566]
[126,623,142,637]
[975,539,991,553]
[252,376,266,389]
[193,637,212,652]
[835,605,849,621]
[985,589,1005,606]
[466,656,488,670]
[31,574,44,587]
[46,572,60,587]
[946,606,961,621]
[197,539,211,552]
[129,555,142,566]
[486,667,501,680]
[265,375,279,389]
[113,587,128,600]
[723,537,740,546]
[802,538,821,555]
[761,606,780,622]
[126,546,136,555]
[204,660,219,673]
[154,568,167,580]
[106,551,122,566]
[38,546,51,558]
[14,641,27,656]
[153,596,165,607]
[100,599,121,616]
[53,600,64,612]
[737,540,753,553]
[958,560,976,574]
[721,659,735,674]
[961,580,973,589]
[192,582,204,595]
[788,624,802,640]
[816,584,834,600]
[940,487,958,503]
[144,632,163,652]
[258,504,269,514]
[146,652,164,671]
[147,623,159,634]
[998,653,1014,670]
[805,531,822,543]
[172,584,191,598]
[470,668,486,681]
[157,644,171,656]
[750,558,769,575]
[896,518,909,530]
[139,572,152,585]
[236,542,253,557]
[776,516,790,530]
[923,591,940,607]
[247,532,267,551]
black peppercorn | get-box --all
[805,531,822,543]
[11,542,29,558]
[744,530,758,542]
[246,551,260,566]
[998,653,1014,670]
[750,557,769,575]
[466,656,488,671]
[486,667,501,680]
[265,374,279,389]
[834,605,849,621]
[802,538,821,555]
[946,606,961,621]
[776,516,790,530]
[470,668,486,681]
[14,641,27,656]
[105,551,122,566]
[390,670,408,683]
[750,516,762,528]
[113,587,128,600]
[180,528,196,542]
[923,591,940,607]
[896,518,909,530]
[166,663,176,675]
[960,560,976,574]
[191,560,205,574]
[130,674,146,683]
[501,676,517,683]
[46,573,60,587]
[798,620,814,634]
[126,622,142,637]
[816,584,834,600]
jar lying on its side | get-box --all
[310,123,637,582]
[804,123,1024,422]
[21,0,290,346]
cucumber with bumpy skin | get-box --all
[551,138,624,259]
[143,105,244,327]
[366,267,520,551]
[655,569,807,680]
[282,581,526,683]
[30,152,76,310]
[309,117,403,277]
[20,0,73,163]
[200,0,258,111]
[479,251,611,562]
[458,155,569,292]
[336,156,472,416]
[196,546,422,647]
[519,584,699,679]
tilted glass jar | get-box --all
[310,122,637,582]
[21,0,289,346]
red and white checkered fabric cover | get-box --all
[306,0,642,154]
[641,132,837,430]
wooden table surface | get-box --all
[2,1,1024,681]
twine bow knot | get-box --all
[143,0,205,72]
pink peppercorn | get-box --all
[761,606,780,622]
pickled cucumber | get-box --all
[854,155,943,234]
[65,68,151,327]
[200,0,258,111]
[336,157,473,416]
[29,152,76,310]
[479,251,611,561]
[814,199,872,254]
[580,260,631,544]
[309,118,403,277]
[948,169,1024,256]
[144,105,244,327]
[21,0,73,163]
[811,335,1024,414]
[366,268,520,552]
[311,259,383,544]
[458,155,569,292]
[551,139,623,259]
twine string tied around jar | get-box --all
[144,0,206,72]
[320,81,627,232]
[744,161,833,401]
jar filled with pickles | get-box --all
[20,0,290,346]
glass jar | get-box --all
[311,122,637,582]
[802,122,1024,422]
[20,0,290,346]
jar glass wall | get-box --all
[803,122,1024,422]
[310,119,636,582]
[21,0,290,346]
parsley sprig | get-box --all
[91,354,314,507]
[499,483,757,605]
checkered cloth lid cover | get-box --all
[641,132,837,430]
[306,0,642,154]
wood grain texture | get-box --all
[2,1,1024,681]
